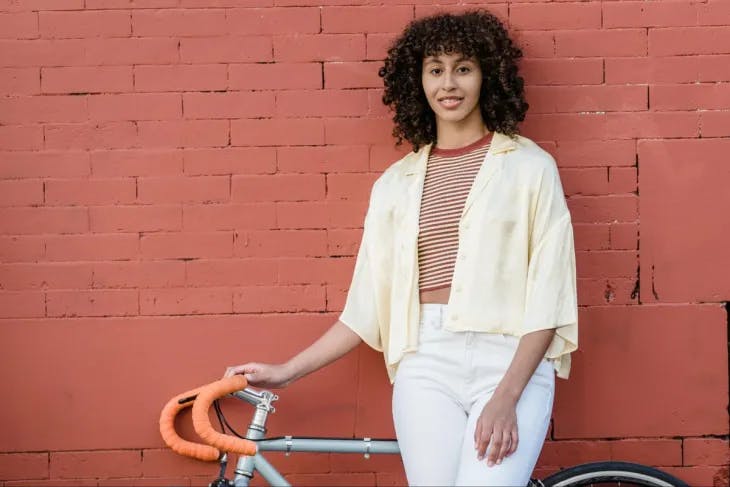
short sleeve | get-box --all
[338,209,383,352]
[521,158,578,378]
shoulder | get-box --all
[501,134,561,185]
[369,146,427,200]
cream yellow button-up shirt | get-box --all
[340,132,578,383]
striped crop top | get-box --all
[418,132,493,292]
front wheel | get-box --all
[539,461,689,487]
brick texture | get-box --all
[1,2,728,487]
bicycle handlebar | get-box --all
[159,375,258,461]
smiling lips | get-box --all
[438,96,464,109]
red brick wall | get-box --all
[1,1,728,486]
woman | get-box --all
[225,10,578,486]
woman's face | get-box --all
[421,52,483,126]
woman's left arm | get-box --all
[473,328,555,466]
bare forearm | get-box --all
[285,320,363,383]
[493,329,555,404]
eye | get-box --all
[456,65,472,74]
[429,67,442,75]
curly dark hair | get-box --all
[378,10,528,151]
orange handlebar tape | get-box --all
[191,375,258,457]
[159,375,256,461]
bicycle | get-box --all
[160,376,690,487]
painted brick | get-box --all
[698,0,730,26]
[0,207,88,235]
[522,58,603,86]
[89,205,182,233]
[140,232,233,259]
[606,56,700,84]
[134,65,227,92]
[45,122,138,150]
[0,125,43,150]
[186,259,277,287]
[182,203,277,231]
[576,250,637,278]
[366,32,397,61]
[324,62,382,89]
[274,34,366,62]
[683,438,730,466]
[45,178,137,206]
[0,236,46,262]
[5,480,98,486]
[39,10,130,38]
[0,263,92,290]
[510,2,601,30]
[231,174,326,202]
[50,450,141,479]
[0,291,45,317]
[276,89,369,117]
[650,26,730,56]
[556,29,647,57]
[91,150,182,177]
[234,229,328,257]
[603,1,699,28]
[42,66,133,94]
[328,228,360,256]
[227,7,320,34]
[183,147,276,176]
[556,140,636,168]
[88,93,182,121]
[610,222,639,250]
[0,151,90,179]
[92,261,186,288]
[137,176,230,204]
[228,63,322,91]
[527,85,647,113]
[233,285,326,312]
[0,39,86,67]
[322,6,412,34]
[46,289,138,317]
[277,145,369,174]
[179,36,272,63]
[0,179,44,206]
[567,195,638,223]
[183,91,274,119]
[231,118,324,146]
[136,120,229,149]
[0,67,40,94]
[663,466,730,487]
[84,38,178,65]
[578,277,638,306]
[140,287,232,315]
[651,83,730,111]
[326,173,379,201]
[0,12,38,39]
[324,118,392,145]
[0,453,49,481]
[45,234,138,261]
[0,95,86,124]
[573,223,610,251]
[132,9,225,36]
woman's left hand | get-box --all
[474,394,519,467]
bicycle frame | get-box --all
[227,387,400,487]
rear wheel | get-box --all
[539,461,689,487]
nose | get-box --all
[442,69,457,91]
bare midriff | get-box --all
[420,286,451,304]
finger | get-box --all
[507,428,519,456]
[477,425,492,461]
[487,430,503,467]
[474,421,482,450]
[496,429,511,464]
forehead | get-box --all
[423,52,476,63]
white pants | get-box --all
[392,304,554,486]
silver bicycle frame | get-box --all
[228,388,400,487]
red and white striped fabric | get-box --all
[418,133,492,292]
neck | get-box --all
[435,110,488,150]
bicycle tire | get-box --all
[540,461,689,487]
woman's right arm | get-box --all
[223,320,362,388]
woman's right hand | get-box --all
[223,362,294,389]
